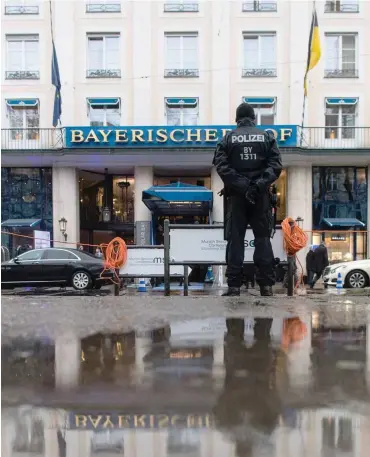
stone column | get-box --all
[286,166,313,272]
[134,166,153,245]
[52,167,80,248]
[211,167,224,224]
[65,431,92,457]
[55,334,81,390]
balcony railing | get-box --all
[164,68,199,77]
[5,70,40,80]
[324,1,359,13]
[242,68,277,77]
[242,2,277,12]
[164,3,199,12]
[299,127,370,149]
[2,127,370,151]
[86,3,121,13]
[5,5,39,14]
[324,68,359,78]
[86,69,121,78]
[1,129,64,151]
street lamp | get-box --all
[295,216,304,229]
[58,217,68,241]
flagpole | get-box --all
[300,1,316,146]
[49,0,55,44]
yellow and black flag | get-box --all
[304,8,321,96]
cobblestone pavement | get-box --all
[2,292,370,340]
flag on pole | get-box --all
[303,8,321,97]
[51,41,62,127]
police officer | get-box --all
[213,102,282,297]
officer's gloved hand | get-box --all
[245,185,258,205]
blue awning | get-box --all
[6,99,39,107]
[1,218,42,228]
[323,218,365,228]
[142,182,213,216]
[165,98,198,107]
[243,97,276,105]
[87,98,120,106]
[326,98,358,105]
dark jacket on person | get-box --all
[314,244,329,273]
[306,250,315,272]
[212,118,282,196]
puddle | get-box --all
[2,313,370,457]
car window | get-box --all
[16,250,43,261]
[42,249,78,260]
[77,251,102,261]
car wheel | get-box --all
[71,271,92,290]
[345,270,369,289]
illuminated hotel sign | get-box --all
[65,125,298,149]
[69,413,214,430]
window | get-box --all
[87,34,120,78]
[242,1,277,12]
[6,35,39,80]
[5,0,39,15]
[87,98,121,126]
[243,97,276,125]
[16,250,43,261]
[86,0,121,12]
[325,33,358,78]
[6,100,39,141]
[164,33,199,77]
[164,0,199,12]
[325,1,359,13]
[42,249,78,260]
[325,98,357,140]
[165,98,199,126]
[242,33,276,77]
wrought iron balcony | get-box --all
[5,70,40,80]
[242,68,277,77]
[164,68,199,77]
[324,1,359,13]
[164,3,199,12]
[86,3,121,13]
[242,2,277,12]
[4,5,39,14]
[86,69,121,78]
[1,129,64,151]
[324,68,359,78]
[299,127,370,149]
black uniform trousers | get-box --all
[225,191,275,288]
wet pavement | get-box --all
[2,293,370,457]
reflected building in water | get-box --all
[2,313,370,457]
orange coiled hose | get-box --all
[281,217,308,256]
[100,237,128,284]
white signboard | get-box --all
[33,230,51,249]
[170,228,286,263]
[120,248,189,277]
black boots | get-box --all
[222,287,240,297]
[260,285,273,297]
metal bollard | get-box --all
[164,219,170,296]
[287,255,294,297]
[183,265,189,296]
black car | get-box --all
[1,248,114,291]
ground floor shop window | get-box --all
[274,170,286,223]
[113,176,134,223]
[312,231,367,263]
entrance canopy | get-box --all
[1,218,43,228]
[323,218,365,228]
[142,182,213,216]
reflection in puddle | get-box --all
[2,313,370,457]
